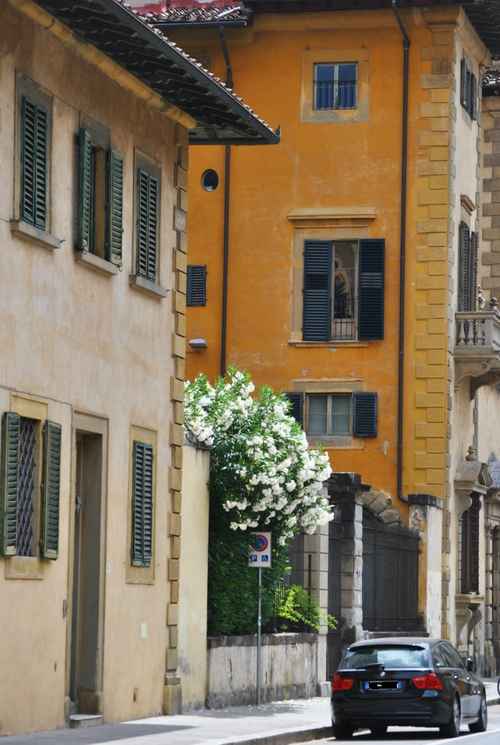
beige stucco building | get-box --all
[0,0,277,735]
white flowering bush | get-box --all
[185,368,333,545]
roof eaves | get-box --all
[30,0,279,145]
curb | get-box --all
[224,699,500,745]
[220,727,333,745]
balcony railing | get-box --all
[455,311,500,382]
[456,311,500,353]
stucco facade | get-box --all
[167,1,500,665]
[0,3,183,733]
[0,0,278,734]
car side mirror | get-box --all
[465,657,474,672]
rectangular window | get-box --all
[131,440,154,568]
[187,265,207,306]
[460,494,481,594]
[136,164,160,282]
[77,125,123,265]
[20,96,49,230]
[303,239,384,342]
[460,57,477,120]
[287,391,378,439]
[0,412,61,559]
[313,63,357,110]
[307,394,353,437]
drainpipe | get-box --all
[392,1,410,502]
[219,26,233,376]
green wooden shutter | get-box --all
[0,412,20,556]
[78,128,95,252]
[353,392,378,438]
[303,240,332,341]
[470,231,478,311]
[358,239,385,341]
[187,265,207,306]
[136,169,159,282]
[458,222,471,311]
[285,392,304,426]
[106,149,124,265]
[21,97,48,231]
[132,441,153,567]
[41,420,61,559]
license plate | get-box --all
[363,680,404,691]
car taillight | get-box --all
[332,673,354,693]
[412,673,443,691]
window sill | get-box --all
[129,274,168,299]
[307,436,365,450]
[76,250,119,276]
[10,219,63,251]
[289,340,369,348]
[3,556,45,580]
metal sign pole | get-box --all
[249,532,270,707]
[257,565,262,705]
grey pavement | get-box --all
[2,682,499,745]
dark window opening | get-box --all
[460,493,481,594]
[313,62,357,111]
[460,57,477,120]
[201,169,219,191]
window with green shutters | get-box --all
[20,96,49,231]
[302,238,384,342]
[131,441,154,568]
[136,166,160,282]
[77,125,123,265]
[0,412,61,559]
[288,392,378,439]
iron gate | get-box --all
[362,509,421,631]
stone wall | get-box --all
[207,634,320,708]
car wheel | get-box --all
[440,697,461,738]
[370,726,387,737]
[469,695,488,733]
[331,722,355,740]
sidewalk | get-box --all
[2,683,499,745]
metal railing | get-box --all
[455,310,500,354]
[314,80,357,110]
[332,318,356,340]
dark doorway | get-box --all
[70,431,103,714]
[493,527,500,674]
[362,509,421,632]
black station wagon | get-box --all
[331,638,487,739]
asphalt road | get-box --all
[318,706,500,745]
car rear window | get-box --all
[342,645,429,669]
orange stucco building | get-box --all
[136,0,500,671]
